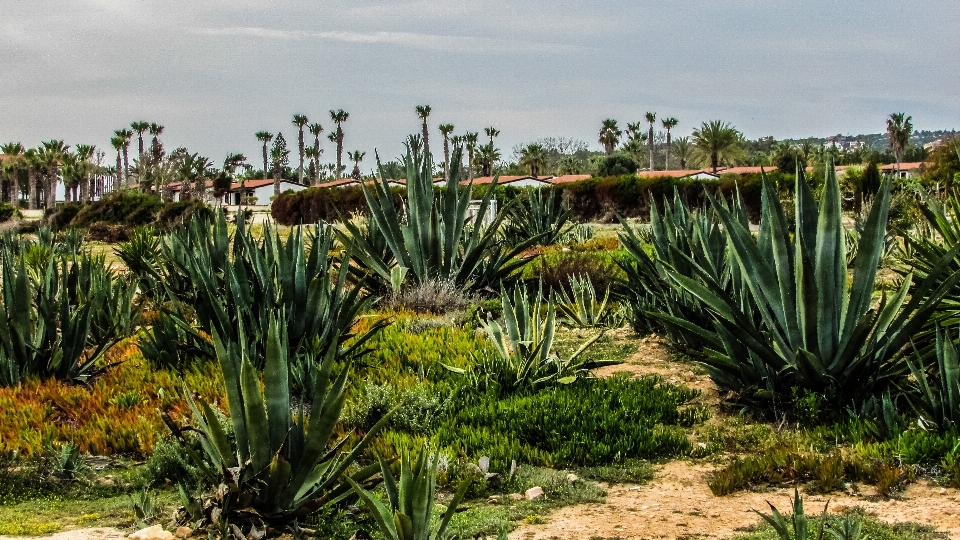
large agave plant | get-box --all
[902,188,960,329]
[177,317,392,532]
[660,164,960,413]
[339,136,539,292]
[139,211,381,373]
[348,451,472,540]
[503,188,572,247]
[0,248,133,386]
[616,188,752,343]
[457,286,616,395]
[908,327,960,431]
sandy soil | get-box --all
[510,460,960,540]
[512,339,960,539]
[0,529,127,540]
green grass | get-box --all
[0,491,179,535]
[554,329,637,365]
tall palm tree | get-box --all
[519,143,548,177]
[110,135,125,193]
[672,137,691,169]
[148,123,165,162]
[598,119,622,155]
[886,112,913,176]
[645,112,657,170]
[255,131,273,178]
[484,126,500,146]
[329,109,349,177]
[23,149,41,210]
[75,144,95,203]
[1,142,25,205]
[305,147,319,184]
[476,142,501,177]
[271,132,290,197]
[438,123,455,181]
[39,140,69,208]
[661,117,678,170]
[347,150,365,180]
[416,105,432,159]
[308,123,323,184]
[691,120,742,173]
[622,123,648,166]
[292,114,309,183]
[464,131,479,182]
[115,128,133,184]
[131,121,149,158]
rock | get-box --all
[525,486,544,500]
[129,525,174,540]
[97,475,116,486]
[566,473,578,482]
[174,527,192,539]
[509,493,524,501]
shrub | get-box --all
[596,155,638,177]
[271,184,383,225]
[385,279,480,314]
[528,249,624,295]
[435,375,707,469]
[68,190,164,228]
[0,202,17,222]
[86,222,130,243]
[156,200,212,229]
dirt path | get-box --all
[510,460,960,539]
[512,337,960,539]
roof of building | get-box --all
[636,169,719,179]
[466,175,555,186]
[880,162,932,171]
[548,174,592,184]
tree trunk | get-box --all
[80,176,89,204]
[298,130,305,184]
[468,149,474,182]
[8,176,17,206]
[47,173,57,208]
[443,139,450,182]
[116,152,123,192]
[648,126,655,171]
[122,149,129,186]
[665,130,672,170]
[262,143,269,179]
[421,121,430,162]
[274,169,280,197]
[711,153,719,173]
[336,128,344,177]
[27,170,37,210]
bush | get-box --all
[385,279,480,314]
[596,155,638,177]
[271,185,398,225]
[69,190,164,229]
[86,222,130,242]
[157,200,212,229]
[528,249,625,295]
[435,375,707,469]
[44,203,82,230]
[0,202,18,223]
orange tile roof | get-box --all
[465,175,556,186]
[636,169,719,178]
[880,162,932,171]
[549,174,592,184]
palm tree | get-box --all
[691,120,743,173]
[645,112,656,170]
[23,149,40,210]
[886,112,913,176]
[476,142,501,177]
[39,140,69,208]
[131,121,149,158]
[1,142,25,205]
[255,131,273,178]
[484,126,500,146]
[308,123,323,184]
[305,147,319,184]
[292,114,309,183]
[148,123,165,162]
[598,119,622,155]
[661,117,678,170]
[464,132,479,182]
[438,123,455,181]
[115,128,133,184]
[519,143,548,177]
[672,137,692,169]
[347,150,366,180]
[271,132,290,197]
[75,144,95,203]
[416,105,432,160]
[329,109,349,177]
[110,135,125,193]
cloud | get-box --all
[190,26,586,54]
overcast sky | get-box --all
[2,0,958,166]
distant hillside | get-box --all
[783,129,958,151]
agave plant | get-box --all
[454,286,616,395]
[0,248,132,386]
[348,451,473,540]
[503,188,572,247]
[556,274,611,328]
[659,164,960,413]
[139,210,382,373]
[616,188,751,343]
[339,136,539,293]
[908,327,960,431]
[902,188,960,329]
[176,317,393,532]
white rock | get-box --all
[525,486,544,500]
[129,525,174,540]
[566,473,578,482]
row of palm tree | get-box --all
[599,114,679,170]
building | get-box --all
[636,169,720,180]
[223,179,308,205]
[879,162,933,179]
[466,175,555,188]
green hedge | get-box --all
[271,185,409,225]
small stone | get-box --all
[97,475,116,486]
[525,486,544,500]
[129,525,174,540]
[174,527,192,539]
[566,473,578,482]
[509,493,524,501]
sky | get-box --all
[1,0,959,166]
